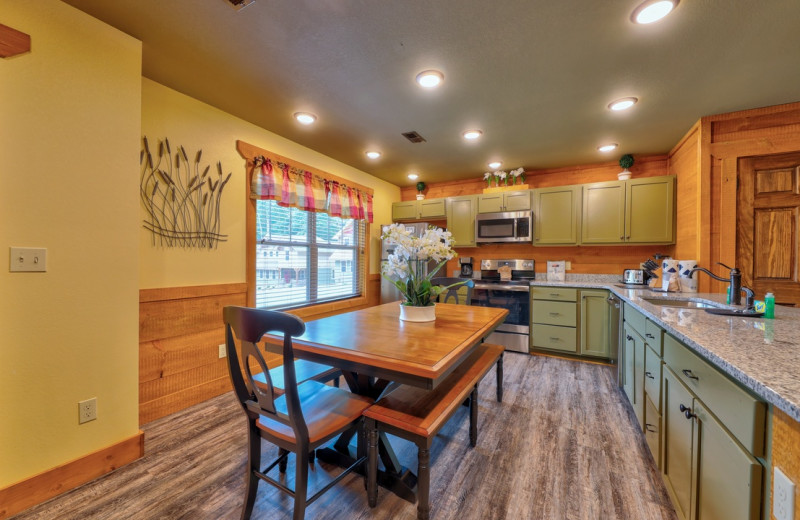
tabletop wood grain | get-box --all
[265,302,508,389]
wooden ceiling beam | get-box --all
[0,23,31,58]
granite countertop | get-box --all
[530,275,800,422]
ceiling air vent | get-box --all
[401,131,427,144]
[224,0,256,11]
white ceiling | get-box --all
[63,0,800,187]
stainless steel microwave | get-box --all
[475,210,532,243]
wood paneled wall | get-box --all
[401,155,675,277]
[704,102,800,293]
[139,277,380,425]
[771,407,800,520]
[139,283,249,424]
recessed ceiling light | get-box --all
[365,151,381,159]
[463,130,483,140]
[407,173,419,180]
[608,97,639,111]
[415,70,444,89]
[488,161,502,169]
[631,0,679,24]
[294,112,317,125]
[597,143,619,153]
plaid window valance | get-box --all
[251,155,373,223]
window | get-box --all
[254,199,364,309]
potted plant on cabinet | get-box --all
[618,154,634,180]
[415,181,426,200]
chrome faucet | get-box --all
[690,263,754,309]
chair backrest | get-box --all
[223,305,309,441]
[430,277,474,305]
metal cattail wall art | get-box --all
[140,136,232,248]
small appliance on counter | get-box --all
[459,256,474,278]
[622,269,648,285]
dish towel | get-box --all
[678,260,698,292]
[661,259,680,292]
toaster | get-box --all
[622,269,647,285]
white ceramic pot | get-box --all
[399,303,436,322]
[416,193,425,200]
[617,169,632,180]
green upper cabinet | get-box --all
[477,190,531,213]
[533,185,581,245]
[446,195,477,247]
[581,181,627,243]
[391,198,447,221]
[581,175,675,244]
[626,176,675,243]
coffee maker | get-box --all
[459,256,473,278]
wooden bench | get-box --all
[364,343,505,520]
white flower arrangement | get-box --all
[380,224,465,306]
[510,167,525,184]
[483,171,493,187]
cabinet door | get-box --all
[392,201,418,221]
[580,290,610,358]
[418,198,446,219]
[446,196,476,247]
[626,176,675,243]
[534,186,580,245]
[644,344,662,412]
[662,367,695,520]
[644,394,662,469]
[477,193,504,213]
[581,181,626,244]
[693,400,762,520]
[622,323,636,405]
[504,190,532,211]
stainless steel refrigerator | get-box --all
[380,223,436,304]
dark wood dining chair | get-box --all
[430,277,503,402]
[430,277,474,305]
[223,306,373,520]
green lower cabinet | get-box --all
[579,290,610,358]
[663,367,695,520]
[622,323,645,427]
[446,195,476,247]
[644,393,662,469]
[662,366,763,520]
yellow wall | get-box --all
[0,1,141,487]
[140,79,399,288]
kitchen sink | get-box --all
[703,308,765,317]
[640,297,720,309]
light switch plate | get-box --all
[774,466,796,520]
[9,247,47,272]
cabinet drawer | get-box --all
[532,300,576,326]
[623,302,647,337]
[644,345,662,411]
[532,287,577,302]
[644,394,661,469]
[644,319,664,355]
[532,324,577,353]
[663,335,765,456]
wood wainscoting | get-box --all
[139,283,249,425]
[139,276,381,425]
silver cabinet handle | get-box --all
[549,337,561,342]
[549,312,560,316]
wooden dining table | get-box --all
[264,301,509,502]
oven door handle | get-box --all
[473,283,530,292]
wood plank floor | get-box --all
[12,353,677,520]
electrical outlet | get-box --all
[78,398,97,424]
[218,344,227,358]
[565,261,572,270]
[774,466,796,520]
[9,247,47,272]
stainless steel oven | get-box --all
[470,259,534,353]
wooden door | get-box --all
[737,152,800,306]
